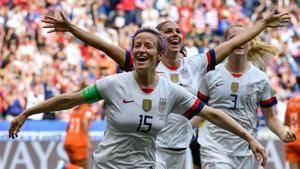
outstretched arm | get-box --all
[9,91,85,139]
[198,105,267,167]
[262,106,296,143]
[42,12,127,67]
[214,10,290,64]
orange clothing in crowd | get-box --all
[64,104,93,161]
[285,95,300,162]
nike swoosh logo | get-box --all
[123,99,134,103]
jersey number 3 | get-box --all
[137,115,153,133]
[230,94,238,110]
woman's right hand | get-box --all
[42,12,72,33]
[9,113,27,139]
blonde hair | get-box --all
[224,25,278,70]
[247,40,278,71]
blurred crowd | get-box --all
[0,0,300,123]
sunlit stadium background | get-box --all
[0,0,299,169]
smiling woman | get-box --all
[9,27,267,169]
[196,25,296,169]
[131,27,167,73]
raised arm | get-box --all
[214,10,290,64]
[42,12,127,67]
[9,91,85,139]
[198,105,267,167]
[262,106,296,143]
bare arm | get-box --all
[9,91,86,139]
[198,105,267,167]
[214,10,290,64]
[42,12,127,67]
[262,106,296,142]
[23,92,85,117]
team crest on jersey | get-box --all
[231,82,239,92]
[180,68,190,79]
[142,99,152,112]
[170,74,179,83]
[159,98,167,113]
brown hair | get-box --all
[156,21,187,57]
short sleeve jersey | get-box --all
[91,72,204,169]
[198,63,277,156]
[154,50,216,148]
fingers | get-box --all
[42,25,54,29]
[42,25,56,33]
[8,125,14,139]
[41,18,54,24]
[259,148,267,167]
[9,122,19,139]
[280,16,291,23]
[41,15,60,25]
[276,11,290,17]
[47,29,57,33]
[44,15,57,21]
[253,149,260,162]
[60,11,67,21]
[284,130,297,142]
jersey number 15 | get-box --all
[137,115,153,133]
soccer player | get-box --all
[64,103,93,169]
[285,76,300,169]
[9,27,267,169]
[195,25,296,169]
[41,10,291,169]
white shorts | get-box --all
[155,147,186,169]
[200,147,254,169]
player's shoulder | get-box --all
[183,52,206,64]
[158,76,183,92]
[100,72,132,83]
[110,71,132,80]
[205,63,225,76]
[250,64,265,73]
[158,76,173,88]
[249,65,269,79]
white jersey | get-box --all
[92,72,204,169]
[123,50,216,149]
[155,49,216,148]
[198,63,277,156]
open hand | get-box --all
[9,114,27,139]
[248,139,267,168]
[42,12,71,33]
[264,9,291,28]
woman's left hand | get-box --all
[263,9,291,28]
